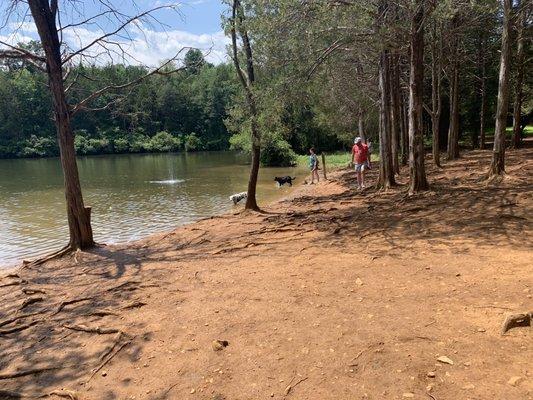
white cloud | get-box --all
[1,20,229,67]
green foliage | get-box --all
[147,131,181,152]
[18,135,58,158]
[0,61,238,158]
[184,133,202,152]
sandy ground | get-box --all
[0,146,531,400]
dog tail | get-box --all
[292,177,296,180]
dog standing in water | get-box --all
[229,192,247,205]
[274,176,296,187]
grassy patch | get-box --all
[297,151,380,170]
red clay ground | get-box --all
[0,146,531,400]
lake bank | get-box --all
[0,151,310,267]
[0,145,531,399]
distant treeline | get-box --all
[0,48,343,165]
[0,53,239,158]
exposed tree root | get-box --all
[84,310,119,318]
[0,312,41,328]
[0,388,79,399]
[501,312,532,334]
[22,288,46,295]
[122,301,146,309]
[53,297,94,316]
[22,245,72,269]
[106,281,141,292]
[0,320,39,335]
[20,296,44,311]
[62,324,121,335]
[0,366,60,380]
[44,389,79,400]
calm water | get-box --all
[0,152,307,267]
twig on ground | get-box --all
[284,376,308,397]
[348,350,365,366]
[87,337,132,382]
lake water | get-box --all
[0,152,308,267]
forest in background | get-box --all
[0,1,531,167]
[0,46,344,165]
[0,2,532,165]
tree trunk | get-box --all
[245,127,261,210]
[378,50,395,189]
[400,89,409,166]
[512,0,525,149]
[490,0,513,176]
[390,54,401,174]
[447,57,460,160]
[231,0,260,210]
[358,105,366,143]
[28,0,94,249]
[408,2,429,194]
[479,41,487,150]
[430,22,442,167]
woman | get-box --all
[309,147,320,184]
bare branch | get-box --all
[61,4,178,65]
[70,48,190,116]
[0,40,45,62]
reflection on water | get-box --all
[0,152,308,267]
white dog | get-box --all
[229,191,247,205]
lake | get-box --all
[0,152,308,267]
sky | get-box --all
[0,0,230,66]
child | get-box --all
[309,147,320,184]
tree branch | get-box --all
[61,4,178,65]
[70,49,189,116]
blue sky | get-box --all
[0,0,230,65]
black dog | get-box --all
[274,176,296,187]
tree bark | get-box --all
[490,0,513,176]
[479,37,487,150]
[28,0,94,249]
[378,50,395,189]
[400,88,409,166]
[430,21,442,167]
[231,0,260,210]
[447,55,460,160]
[358,105,366,143]
[408,2,429,194]
[512,0,525,148]
[390,54,401,174]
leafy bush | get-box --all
[18,135,58,157]
[184,133,202,152]
[260,134,297,167]
[113,137,129,153]
[147,131,181,152]
[230,130,296,167]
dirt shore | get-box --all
[1,146,531,400]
